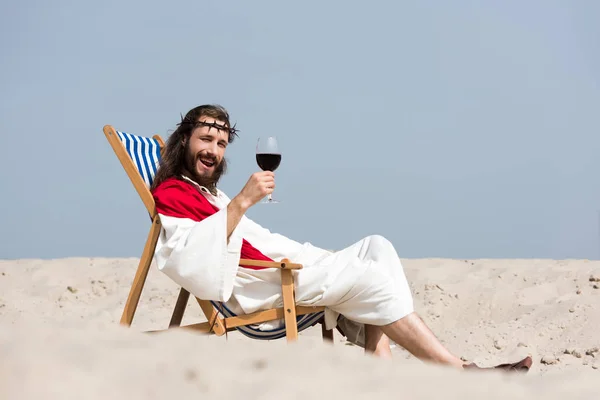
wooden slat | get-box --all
[169,288,190,327]
[178,322,212,333]
[119,215,162,326]
[147,321,213,334]
[103,125,156,217]
[281,269,298,341]
[223,305,325,329]
[196,298,226,336]
[240,259,303,269]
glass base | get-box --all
[261,195,279,203]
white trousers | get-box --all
[224,235,415,347]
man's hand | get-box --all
[226,172,275,240]
[236,171,275,209]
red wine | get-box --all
[256,153,281,171]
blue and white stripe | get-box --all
[117,131,161,188]
[212,301,324,340]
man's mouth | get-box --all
[199,157,216,168]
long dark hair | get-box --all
[151,104,238,192]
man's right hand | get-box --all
[226,172,274,240]
[226,172,274,241]
[236,171,275,210]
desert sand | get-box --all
[1,257,599,399]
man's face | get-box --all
[184,116,229,187]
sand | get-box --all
[1,257,599,399]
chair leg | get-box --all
[195,298,227,336]
[321,320,334,342]
[120,215,162,326]
[281,269,298,342]
[169,288,190,327]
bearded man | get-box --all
[150,104,532,372]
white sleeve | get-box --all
[216,188,306,261]
[238,215,305,261]
[153,208,243,302]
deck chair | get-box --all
[103,125,334,342]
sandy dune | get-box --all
[1,258,598,398]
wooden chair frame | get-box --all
[103,125,333,342]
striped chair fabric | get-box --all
[116,131,162,188]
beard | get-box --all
[183,146,227,195]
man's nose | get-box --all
[205,142,218,155]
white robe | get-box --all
[154,177,414,346]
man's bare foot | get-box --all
[463,355,533,373]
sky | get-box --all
[1,0,600,260]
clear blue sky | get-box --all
[2,0,599,260]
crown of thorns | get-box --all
[178,114,240,139]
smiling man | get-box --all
[149,104,532,372]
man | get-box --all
[150,104,532,372]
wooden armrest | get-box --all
[239,259,303,270]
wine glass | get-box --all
[256,136,281,203]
